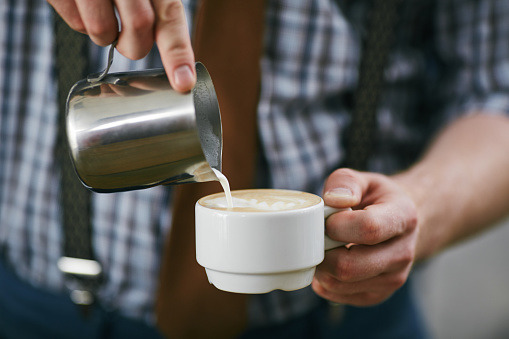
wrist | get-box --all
[392,167,443,261]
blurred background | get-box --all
[413,217,509,338]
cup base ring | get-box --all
[204,267,316,294]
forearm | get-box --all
[393,113,509,260]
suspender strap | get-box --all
[345,0,403,171]
[54,12,102,312]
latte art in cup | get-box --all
[198,189,321,212]
[196,188,346,293]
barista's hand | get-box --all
[312,168,418,306]
[48,0,196,92]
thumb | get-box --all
[323,168,364,208]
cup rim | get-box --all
[196,188,323,214]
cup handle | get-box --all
[324,206,351,250]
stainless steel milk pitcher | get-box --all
[65,44,222,192]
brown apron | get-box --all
[155,1,266,338]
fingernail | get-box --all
[325,187,353,199]
[174,65,194,90]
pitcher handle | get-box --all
[87,40,117,83]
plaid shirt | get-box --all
[1,0,509,328]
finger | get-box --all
[317,234,415,283]
[75,0,118,46]
[313,269,408,296]
[114,0,155,60]
[323,168,366,209]
[152,0,196,92]
[325,204,417,245]
[312,280,393,307]
[325,195,417,245]
[48,0,86,33]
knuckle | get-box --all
[332,168,358,180]
[318,274,338,291]
[362,293,378,305]
[163,40,190,57]
[406,206,418,232]
[390,274,407,290]
[399,244,415,265]
[67,19,86,34]
[367,292,387,305]
[131,11,155,31]
[359,217,381,245]
[371,172,389,183]
[350,292,386,306]
[87,21,107,37]
[116,44,148,61]
[398,194,418,234]
[87,21,114,42]
[349,293,381,307]
[335,258,357,282]
[157,0,185,23]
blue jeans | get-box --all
[0,258,428,339]
[240,279,429,339]
[0,259,164,339]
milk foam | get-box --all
[199,189,321,212]
[203,196,301,211]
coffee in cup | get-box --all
[198,188,321,212]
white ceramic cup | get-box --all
[195,189,348,294]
